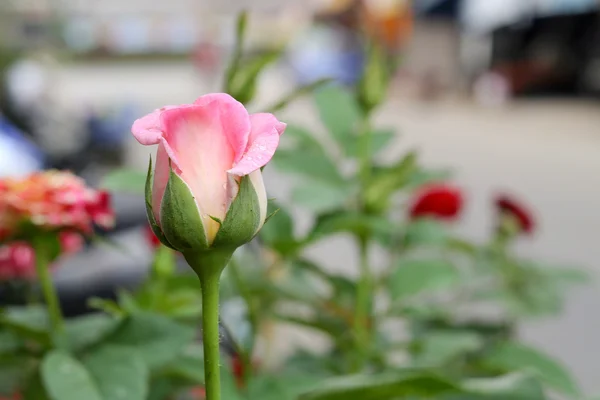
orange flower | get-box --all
[0,170,114,241]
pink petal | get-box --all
[194,93,251,164]
[152,143,171,225]
[59,231,84,255]
[131,105,189,145]
[228,113,286,176]
[160,104,248,242]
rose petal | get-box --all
[131,105,189,145]
[228,113,286,176]
[160,103,249,239]
[194,93,251,163]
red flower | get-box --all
[409,184,463,220]
[231,354,260,389]
[495,194,534,234]
[232,354,245,388]
[144,225,161,249]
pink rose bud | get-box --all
[131,93,285,254]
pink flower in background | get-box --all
[0,231,83,281]
[409,184,463,221]
[495,194,535,234]
[0,170,114,241]
[132,93,286,244]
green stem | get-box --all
[352,235,371,371]
[33,237,65,347]
[352,110,374,372]
[185,249,234,400]
[266,78,332,113]
[357,114,372,188]
[199,270,222,400]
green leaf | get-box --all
[292,181,352,214]
[102,312,195,369]
[260,201,298,255]
[100,169,147,194]
[0,357,31,396]
[22,370,51,400]
[65,313,120,352]
[281,125,330,155]
[389,259,460,301]
[84,345,149,400]
[267,78,333,113]
[405,168,452,189]
[414,331,484,367]
[248,373,322,400]
[160,343,204,385]
[405,219,450,246]
[345,129,395,158]
[146,378,178,400]
[0,305,50,345]
[227,49,281,104]
[274,313,346,339]
[307,211,395,245]
[364,151,418,213]
[88,298,125,317]
[482,342,580,397]
[313,85,362,156]
[117,289,141,314]
[459,372,546,400]
[41,351,103,400]
[298,370,459,400]
[272,149,344,185]
[0,330,20,355]
[537,265,590,286]
[221,363,244,400]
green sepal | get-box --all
[264,208,280,225]
[144,157,176,250]
[212,175,261,248]
[160,165,209,252]
[183,247,235,281]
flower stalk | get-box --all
[185,249,234,400]
[32,236,65,348]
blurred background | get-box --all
[1,0,599,394]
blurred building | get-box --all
[1,0,311,56]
